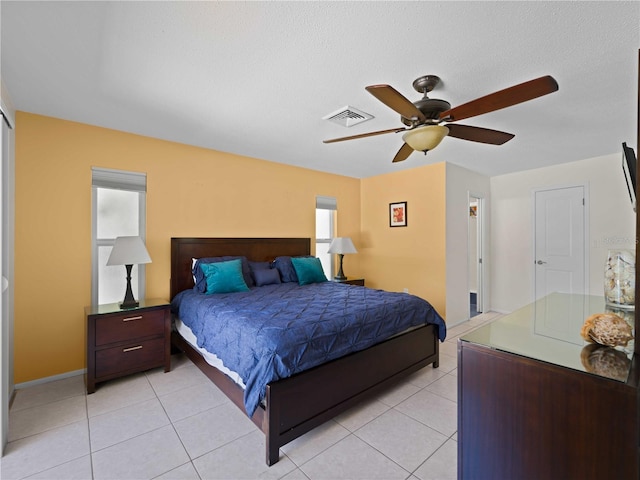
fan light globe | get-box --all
[402,125,449,152]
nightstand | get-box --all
[332,278,365,286]
[85,298,171,393]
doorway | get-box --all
[468,194,483,317]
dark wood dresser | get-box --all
[458,293,639,479]
[85,298,171,393]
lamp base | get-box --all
[334,254,347,281]
[119,264,139,309]
[119,300,140,310]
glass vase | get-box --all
[604,249,635,309]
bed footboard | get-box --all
[263,323,438,465]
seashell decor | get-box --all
[604,250,635,308]
[580,344,631,382]
[580,312,634,348]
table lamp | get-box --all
[106,236,152,309]
[327,237,357,280]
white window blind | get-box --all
[316,195,337,211]
[91,167,146,192]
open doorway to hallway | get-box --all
[469,195,483,318]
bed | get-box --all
[169,237,445,465]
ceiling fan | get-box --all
[323,75,559,163]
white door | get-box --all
[534,185,587,300]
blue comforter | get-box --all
[172,282,446,416]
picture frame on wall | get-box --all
[389,201,407,227]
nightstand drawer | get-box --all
[95,337,165,378]
[95,309,165,346]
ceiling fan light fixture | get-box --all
[402,125,449,152]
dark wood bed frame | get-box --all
[170,237,440,465]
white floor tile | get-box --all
[395,389,458,438]
[89,397,170,452]
[300,434,409,480]
[280,467,314,480]
[281,419,350,466]
[158,381,229,423]
[169,353,194,370]
[193,430,297,480]
[87,373,156,418]
[405,364,447,388]
[334,397,390,432]
[8,395,87,442]
[425,374,458,403]
[11,375,85,412]
[173,401,256,459]
[376,379,421,407]
[435,354,458,373]
[146,364,209,397]
[439,340,458,358]
[154,461,201,480]
[1,420,90,480]
[354,409,448,472]
[414,438,458,480]
[91,425,189,480]
[24,454,93,480]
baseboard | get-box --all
[15,369,85,390]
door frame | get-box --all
[468,191,486,316]
[531,182,590,302]
[1,82,15,456]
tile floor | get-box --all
[1,312,501,480]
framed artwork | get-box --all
[389,201,407,227]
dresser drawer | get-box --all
[95,309,165,346]
[95,337,165,378]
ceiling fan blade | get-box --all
[439,75,559,122]
[392,143,414,163]
[446,124,515,145]
[366,85,426,122]
[323,127,406,144]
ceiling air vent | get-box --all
[323,106,373,127]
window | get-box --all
[315,195,336,278]
[92,168,146,305]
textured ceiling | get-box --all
[1,1,638,178]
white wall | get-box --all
[490,153,635,313]
[446,163,491,326]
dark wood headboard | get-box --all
[170,237,311,299]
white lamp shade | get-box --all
[106,236,152,266]
[327,237,357,255]
[402,125,449,152]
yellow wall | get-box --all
[14,112,362,383]
[360,162,447,316]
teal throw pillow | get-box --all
[291,257,328,285]
[200,259,250,294]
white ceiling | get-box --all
[1,1,638,179]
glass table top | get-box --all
[461,293,635,383]
[85,298,169,316]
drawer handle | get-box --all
[123,345,143,353]
[122,316,143,322]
